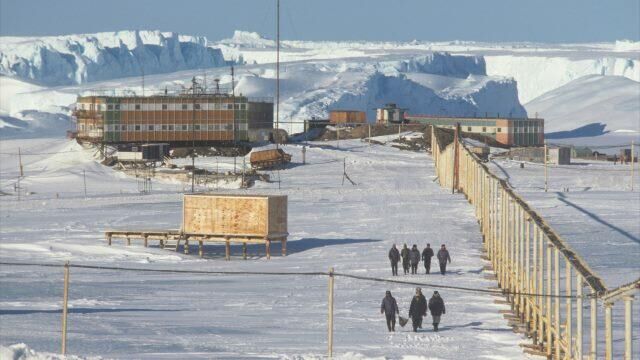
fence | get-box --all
[431,126,638,359]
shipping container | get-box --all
[329,110,366,124]
[182,194,288,238]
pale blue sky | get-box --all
[1,0,638,42]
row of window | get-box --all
[79,103,248,111]
[463,126,540,133]
[80,124,249,132]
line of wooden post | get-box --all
[432,127,638,360]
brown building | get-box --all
[329,110,366,124]
[75,94,273,145]
[405,115,544,147]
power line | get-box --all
[0,261,591,299]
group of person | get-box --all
[388,243,452,276]
[381,288,446,332]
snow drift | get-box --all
[0,30,228,86]
[525,74,640,134]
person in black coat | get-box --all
[422,243,434,274]
[408,287,427,332]
[400,244,410,275]
[428,291,446,331]
[381,290,399,332]
[437,244,452,275]
[409,244,420,274]
[388,244,400,276]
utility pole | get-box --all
[18,147,24,177]
[327,267,335,359]
[275,0,280,149]
[61,261,70,355]
[631,140,635,192]
[544,141,548,192]
[191,76,196,193]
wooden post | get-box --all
[631,140,635,191]
[198,240,204,258]
[554,247,561,360]
[590,295,598,359]
[576,275,583,359]
[565,262,572,359]
[531,222,538,341]
[225,238,230,261]
[281,238,287,256]
[265,239,271,260]
[623,296,634,360]
[546,245,553,356]
[61,261,70,355]
[328,267,335,359]
[143,234,148,248]
[538,228,545,347]
[544,141,548,192]
[106,233,112,246]
[605,302,613,360]
[452,124,459,194]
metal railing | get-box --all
[431,126,637,360]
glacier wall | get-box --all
[330,73,526,122]
[485,55,640,103]
[0,30,228,86]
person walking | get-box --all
[428,291,446,332]
[408,287,427,332]
[388,244,400,276]
[401,244,410,275]
[422,243,434,274]
[409,244,420,274]
[437,244,451,275]
[381,290,399,332]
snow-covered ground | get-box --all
[487,158,640,289]
[0,138,532,359]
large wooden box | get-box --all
[182,194,288,238]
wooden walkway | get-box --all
[104,229,288,260]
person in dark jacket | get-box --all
[408,287,427,332]
[388,244,400,276]
[428,291,446,331]
[437,244,451,275]
[422,243,434,274]
[400,244,410,275]
[409,244,420,274]
[381,290,399,332]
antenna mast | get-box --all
[276,0,280,147]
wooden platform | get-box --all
[104,229,288,260]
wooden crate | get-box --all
[182,194,287,238]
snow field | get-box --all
[1,138,531,358]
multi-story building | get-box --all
[75,93,273,145]
[405,115,544,147]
